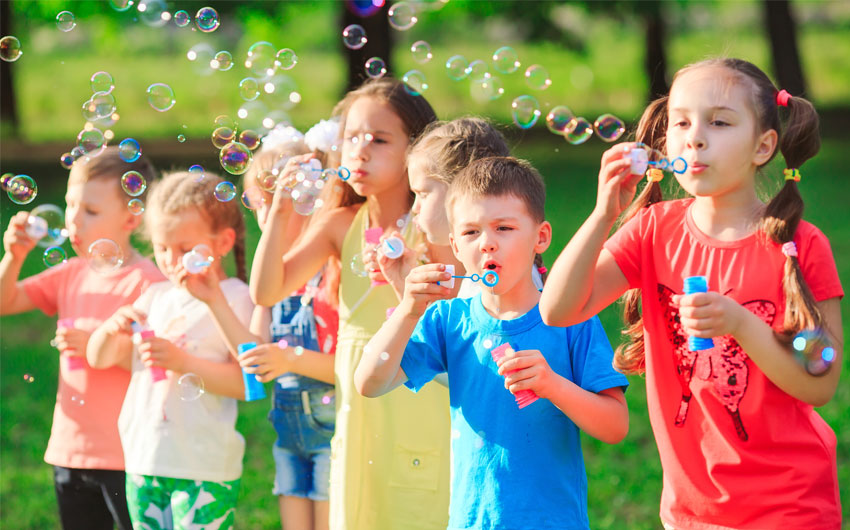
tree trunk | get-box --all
[644,1,669,101]
[0,0,19,133]
[763,0,807,97]
[341,3,392,94]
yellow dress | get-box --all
[329,204,451,530]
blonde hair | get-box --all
[69,145,157,203]
[146,171,247,282]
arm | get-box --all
[0,211,38,315]
[376,235,463,302]
[355,263,453,397]
[87,305,142,371]
[239,343,336,384]
[678,293,843,406]
[497,349,629,444]
[539,143,644,327]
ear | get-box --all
[448,231,460,259]
[534,221,552,255]
[122,209,143,232]
[213,227,236,257]
[753,128,778,166]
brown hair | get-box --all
[146,171,248,282]
[447,156,548,283]
[615,57,822,375]
[69,145,157,203]
[408,117,510,185]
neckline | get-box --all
[684,200,759,249]
[469,294,542,335]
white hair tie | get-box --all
[305,118,340,154]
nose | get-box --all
[347,135,370,161]
[411,195,421,215]
[66,207,83,233]
[478,230,498,253]
[686,122,706,150]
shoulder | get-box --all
[132,256,166,281]
[644,198,691,221]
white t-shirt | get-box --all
[119,278,254,482]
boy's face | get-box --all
[64,176,141,257]
[449,193,551,294]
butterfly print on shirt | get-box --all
[657,284,776,441]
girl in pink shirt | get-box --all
[540,58,842,529]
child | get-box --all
[237,127,339,530]
[87,171,254,530]
[0,147,162,530]
[355,156,629,529]
[251,78,451,529]
[540,58,843,528]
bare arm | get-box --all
[240,343,336,384]
[87,305,142,371]
[1,212,38,315]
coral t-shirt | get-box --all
[605,199,843,530]
[22,256,164,470]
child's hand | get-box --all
[399,263,452,318]
[3,211,38,261]
[178,262,224,305]
[497,348,558,399]
[138,336,186,373]
[53,327,91,357]
[269,153,317,217]
[595,142,646,223]
[376,230,417,298]
[362,244,388,284]
[237,342,294,382]
[101,305,147,336]
[673,292,745,339]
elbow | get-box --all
[539,299,571,327]
[601,418,630,445]
[353,368,380,398]
[250,285,278,307]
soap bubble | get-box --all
[525,65,551,90]
[245,41,276,77]
[470,76,504,102]
[511,95,541,129]
[7,175,37,205]
[173,10,190,27]
[546,106,574,134]
[186,43,215,76]
[239,78,260,101]
[0,36,22,62]
[23,373,35,383]
[118,138,141,163]
[241,187,264,210]
[350,253,368,277]
[388,2,417,30]
[219,142,253,175]
[211,126,236,149]
[411,40,432,64]
[195,7,220,33]
[108,0,133,12]
[214,181,237,202]
[189,165,205,182]
[137,0,167,27]
[445,55,468,81]
[212,50,233,71]
[238,130,261,150]
[77,128,106,157]
[792,328,835,376]
[365,57,387,79]
[177,134,186,143]
[342,24,367,50]
[90,71,114,94]
[465,59,489,80]
[564,117,593,145]
[88,238,123,273]
[127,198,145,215]
[492,46,520,74]
[60,152,75,169]
[43,246,67,267]
[593,113,625,142]
[291,184,321,216]
[147,83,175,112]
[82,92,116,121]
[56,11,76,32]
[276,48,297,70]
[28,204,68,247]
[402,70,428,96]
[121,171,147,197]
[177,373,205,401]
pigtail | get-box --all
[533,254,548,285]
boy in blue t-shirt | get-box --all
[355,156,629,530]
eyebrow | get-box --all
[344,128,393,135]
[670,106,737,113]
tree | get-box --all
[1,0,19,134]
[340,2,392,94]
[763,0,807,97]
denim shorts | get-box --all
[269,377,336,500]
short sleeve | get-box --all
[567,315,629,394]
[20,258,76,316]
[796,224,844,302]
[400,302,448,392]
[226,283,255,328]
[604,210,646,289]
[132,284,157,315]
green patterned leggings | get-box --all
[125,473,240,530]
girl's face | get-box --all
[64,177,141,257]
[408,155,450,245]
[148,207,234,284]
[341,96,410,198]
[666,66,777,201]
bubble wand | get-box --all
[438,264,499,288]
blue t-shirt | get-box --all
[400,295,628,530]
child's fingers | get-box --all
[408,267,450,284]
[496,355,537,375]
[600,142,639,168]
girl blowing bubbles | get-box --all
[88,171,255,530]
[540,58,843,529]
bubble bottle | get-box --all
[238,342,267,401]
[490,342,539,409]
[57,318,86,371]
[182,244,214,274]
[132,322,167,382]
[683,276,714,351]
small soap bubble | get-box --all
[0,36,22,62]
[239,78,260,101]
[342,24,367,50]
[292,184,320,216]
[492,46,520,74]
[82,91,116,121]
[56,11,76,32]
[451,429,461,439]
[189,165,205,181]
[195,7,220,32]
[525,65,551,90]
[564,117,593,145]
[71,395,86,406]
[212,50,233,71]
[294,346,304,356]
[546,106,574,134]
[593,113,625,142]
[147,83,175,112]
[465,59,489,80]
[109,0,133,12]
[245,42,277,77]
[470,76,504,102]
[137,0,167,27]
[445,55,469,81]
[43,246,67,267]
[241,187,264,210]
[23,373,35,383]
[482,338,493,349]
[511,95,541,129]
[88,238,124,273]
[127,198,145,216]
[7,175,38,205]
[792,328,835,375]
[177,373,205,401]
[186,43,215,75]
[379,352,390,361]
[388,2,417,30]
[411,40,432,64]
[121,171,146,197]
[60,152,75,169]
[70,146,85,159]
[219,142,253,175]
[365,57,387,79]
[321,392,332,405]
[211,126,236,149]
[214,181,237,202]
[118,138,142,163]
[349,253,368,277]
[238,130,261,150]
[77,128,106,156]
[276,48,297,70]
[401,70,428,96]
[177,134,186,143]
[258,170,278,192]
[90,71,114,94]
[28,204,68,247]
[173,10,190,27]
